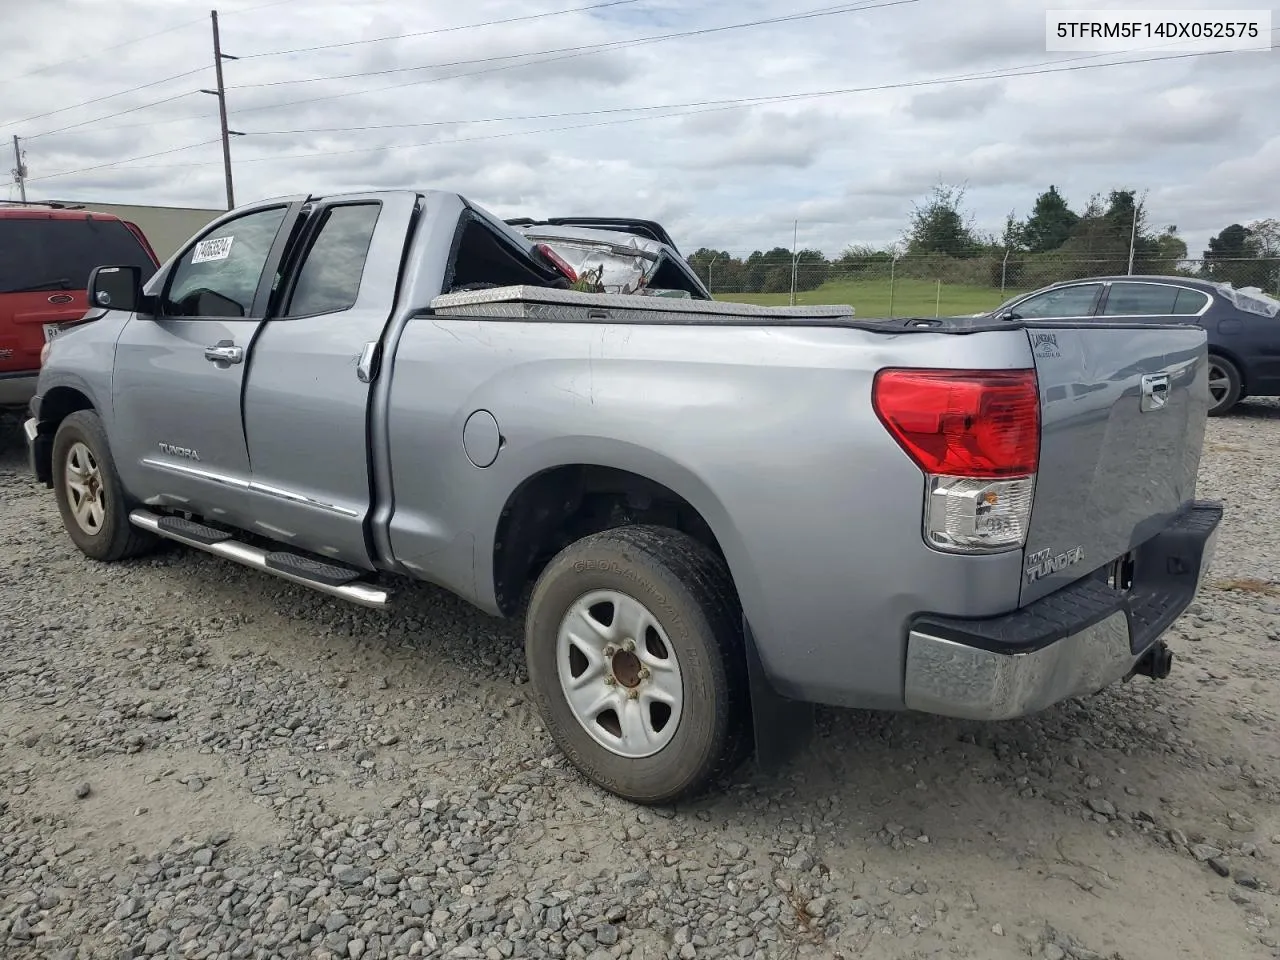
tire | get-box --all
[525,525,748,805]
[51,410,158,562]
[1207,354,1243,416]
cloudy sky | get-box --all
[3,0,1276,259]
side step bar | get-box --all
[129,509,391,609]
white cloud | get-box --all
[3,0,1276,261]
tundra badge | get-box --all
[158,442,201,461]
[1025,545,1085,584]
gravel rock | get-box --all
[1,404,1278,960]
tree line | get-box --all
[686,184,1279,294]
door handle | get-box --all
[356,341,379,383]
[204,341,243,364]
[1140,372,1170,412]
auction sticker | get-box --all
[1047,9,1272,52]
[192,236,234,263]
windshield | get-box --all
[0,218,156,294]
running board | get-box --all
[129,509,391,609]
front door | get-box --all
[111,201,301,520]
[240,192,417,565]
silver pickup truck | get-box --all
[24,189,1221,805]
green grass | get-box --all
[717,278,1035,318]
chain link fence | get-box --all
[694,254,1280,318]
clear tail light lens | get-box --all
[926,475,1035,550]
[873,368,1041,554]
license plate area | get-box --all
[1107,551,1135,594]
[42,323,65,343]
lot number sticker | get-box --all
[192,236,234,263]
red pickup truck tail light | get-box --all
[873,368,1041,553]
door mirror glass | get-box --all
[87,265,143,312]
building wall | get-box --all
[50,200,224,262]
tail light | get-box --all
[535,243,578,283]
[873,368,1040,553]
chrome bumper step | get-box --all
[129,509,391,609]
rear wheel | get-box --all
[1207,355,1242,416]
[524,525,748,804]
[52,411,158,562]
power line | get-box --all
[234,0,644,60]
[37,44,1258,183]
[26,139,221,184]
[1,0,634,136]
[240,36,1273,139]
[217,0,921,117]
[0,66,206,131]
[21,0,916,138]
[0,16,206,85]
[22,91,205,142]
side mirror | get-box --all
[87,265,144,313]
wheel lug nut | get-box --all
[638,667,650,681]
[623,639,636,652]
[603,645,616,657]
[627,688,639,700]
[604,675,616,686]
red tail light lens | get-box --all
[535,243,578,282]
[872,369,1040,478]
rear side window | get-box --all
[285,203,381,317]
[0,217,155,294]
[1101,283,1180,316]
[1173,288,1210,315]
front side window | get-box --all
[1010,284,1102,319]
[285,204,381,317]
[163,206,288,318]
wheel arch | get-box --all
[30,385,97,486]
[490,459,749,618]
[1207,346,1249,397]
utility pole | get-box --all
[11,135,27,203]
[1126,191,1147,276]
[201,10,243,210]
[789,219,799,307]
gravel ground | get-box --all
[1,404,1279,960]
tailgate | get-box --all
[1020,323,1209,605]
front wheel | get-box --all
[51,410,158,562]
[524,525,748,805]
[1207,355,1243,416]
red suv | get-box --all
[0,206,159,409]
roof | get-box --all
[1047,273,1221,291]
[0,204,127,222]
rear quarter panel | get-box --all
[386,318,1033,710]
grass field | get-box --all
[717,277,1037,318]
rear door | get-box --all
[240,192,417,566]
[111,200,303,516]
[1096,279,1209,325]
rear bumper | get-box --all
[0,372,38,408]
[904,500,1221,721]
